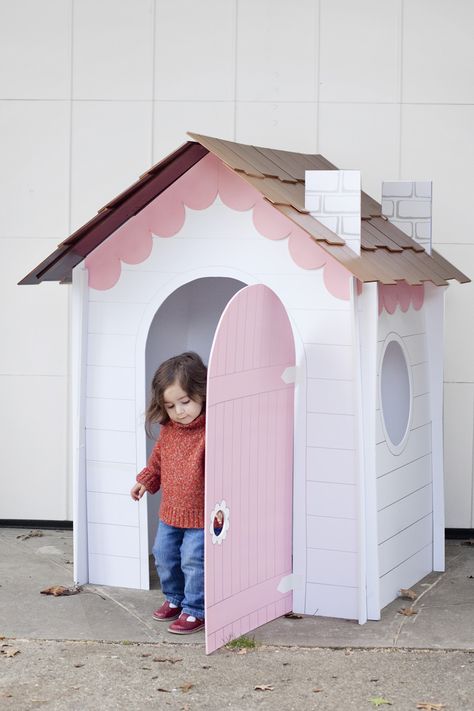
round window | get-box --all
[380,335,412,453]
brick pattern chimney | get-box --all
[305,170,361,255]
[381,181,432,254]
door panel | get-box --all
[205,284,295,653]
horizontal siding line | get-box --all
[306,513,357,522]
[306,580,357,590]
[87,489,132,496]
[376,452,431,481]
[378,482,432,514]
[86,364,134,370]
[306,545,357,554]
[0,373,66,378]
[209,575,292,607]
[304,341,352,348]
[379,541,432,580]
[88,520,138,528]
[378,512,432,546]
[307,445,356,452]
[307,377,353,383]
[88,551,139,560]
[307,482,356,489]
[377,331,426,342]
[88,331,137,337]
[307,411,355,418]
[86,397,139,403]
[290,307,351,313]
[86,427,135,434]
[87,458,139,467]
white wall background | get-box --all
[1,0,473,525]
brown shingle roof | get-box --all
[19,134,469,286]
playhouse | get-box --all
[21,133,469,653]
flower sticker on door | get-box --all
[209,501,230,544]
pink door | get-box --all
[205,284,295,653]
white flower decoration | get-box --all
[209,500,230,545]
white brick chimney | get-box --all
[381,181,432,254]
[305,170,361,255]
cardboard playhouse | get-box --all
[21,133,469,653]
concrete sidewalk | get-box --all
[1,527,474,651]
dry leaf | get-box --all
[399,588,418,600]
[416,704,445,710]
[157,687,170,693]
[254,685,274,691]
[141,653,151,658]
[73,663,84,668]
[152,656,182,664]
[180,682,194,693]
[398,607,418,616]
[40,585,82,597]
[313,688,323,693]
[16,531,43,541]
[2,649,20,658]
[284,612,303,619]
[370,697,392,707]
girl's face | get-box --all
[163,380,202,425]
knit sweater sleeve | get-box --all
[136,436,161,495]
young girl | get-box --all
[130,352,207,634]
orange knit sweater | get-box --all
[136,414,205,529]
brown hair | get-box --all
[145,351,207,435]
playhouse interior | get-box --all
[144,276,246,575]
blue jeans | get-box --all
[152,520,204,619]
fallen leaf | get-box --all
[16,531,43,541]
[141,653,151,658]
[416,704,445,710]
[254,685,274,691]
[73,663,84,668]
[40,585,82,597]
[2,649,20,658]
[313,687,323,693]
[180,682,194,693]
[157,688,170,693]
[202,665,211,669]
[370,697,392,707]
[152,657,182,664]
[284,612,303,619]
[398,607,418,616]
[399,588,418,600]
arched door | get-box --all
[205,284,295,653]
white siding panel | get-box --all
[89,270,177,304]
[403,333,427,365]
[86,366,135,400]
[306,583,358,619]
[307,447,356,485]
[377,454,432,511]
[257,272,347,312]
[86,429,136,464]
[375,411,384,444]
[87,491,138,527]
[307,516,358,553]
[88,301,146,335]
[307,413,355,450]
[377,307,425,342]
[307,482,357,520]
[379,545,432,610]
[378,515,433,577]
[411,393,431,430]
[87,461,137,496]
[376,423,431,477]
[86,398,135,433]
[307,378,354,415]
[307,549,358,587]
[378,484,432,544]
[412,362,429,397]
[87,333,136,368]
[89,553,141,589]
[291,309,352,345]
[88,522,140,559]
[306,343,354,381]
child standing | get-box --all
[130,352,207,634]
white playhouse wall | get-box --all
[74,193,360,619]
[375,302,433,610]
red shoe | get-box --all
[152,600,182,621]
[168,613,205,635]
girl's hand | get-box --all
[130,483,147,501]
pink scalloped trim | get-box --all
[85,153,352,300]
[378,282,425,315]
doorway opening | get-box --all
[144,276,246,586]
